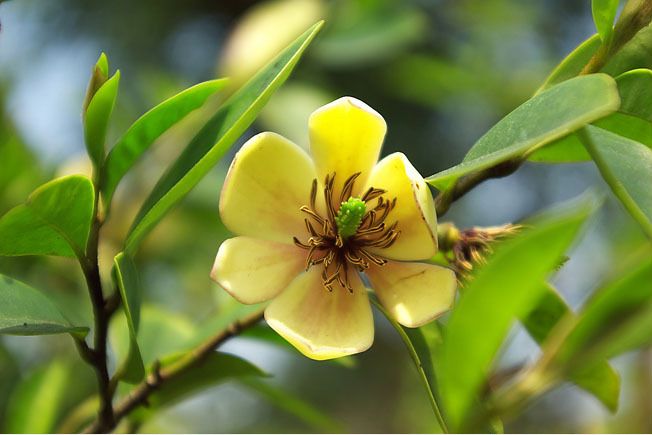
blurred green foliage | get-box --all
[1,0,652,433]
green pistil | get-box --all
[335,197,366,239]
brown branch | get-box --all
[82,308,265,433]
[434,158,523,217]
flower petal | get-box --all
[364,152,438,261]
[211,236,306,304]
[309,97,386,197]
[265,269,374,360]
[366,260,457,327]
[220,132,316,243]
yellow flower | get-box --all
[211,97,457,360]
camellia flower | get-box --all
[211,97,457,360]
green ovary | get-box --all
[335,197,366,239]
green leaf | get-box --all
[615,68,652,120]
[603,24,652,76]
[124,21,324,254]
[110,304,195,369]
[0,274,88,338]
[240,378,344,433]
[4,360,70,433]
[438,196,596,430]
[82,53,109,114]
[521,284,620,411]
[592,0,619,43]
[0,175,95,258]
[528,112,652,163]
[113,252,145,384]
[147,352,265,409]
[371,296,448,432]
[84,70,120,167]
[101,79,229,206]
[579,126,652,238]
[538,34,601,91]
[547,255,652,372]
[426,74,620,191]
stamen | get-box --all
[293,171,401,293]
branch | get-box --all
[434,158,522,217]
[83,308,265,433]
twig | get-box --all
[434,158,522,217]
[82,308,265,433]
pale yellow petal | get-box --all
[265,269,374,360]
[364,152,438,261]
[309,97,386,197]
[220,132,316,243]
[367,260,457,328]
[211,237,306,304]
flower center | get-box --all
[335,197,366,239]
[293,172,401,292]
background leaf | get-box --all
[426,74,619,191]
[124,21,324,254]
[549,254,652,370]
[240,378,344,433]
[579,126,652,238]
[113,252,145,384]
[0,175,94,258]
[4,360,70,433]
[521,284,620,411]
[0,274,88,337]
[146,352,265,410]
[438,196,596,430]
[101,79,228,206]
[537,34,601,91]
[592,0,619,43]
[84,70,120,167]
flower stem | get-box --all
[370,297,449,433]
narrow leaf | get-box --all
[521,284,620,411]
[240,378,344,433]
[579,126,652,238]
[438,196,596,430]
[113,252,145,383]
[553,255,652,368]
[0,274,88,338]
[4,361,70,433]
[84,70,120,167]
[0,175,94,258]
[426,74,620,191]
[592,0,619,43]
[102,79,229,206]
[124,21,323,254]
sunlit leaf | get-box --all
[426,74,619,191]
[522,284,619,411]
[0,175,95,258]
[580,126,652,238]
[4,361,70,433]
[84,68,120,167]
[592,0,619,43]
[125,21,324,254]
[101,79,229,206]
[438,196,596,430]
[240,378,344,433]
[112,252,145,384]
[615,68,652,120]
